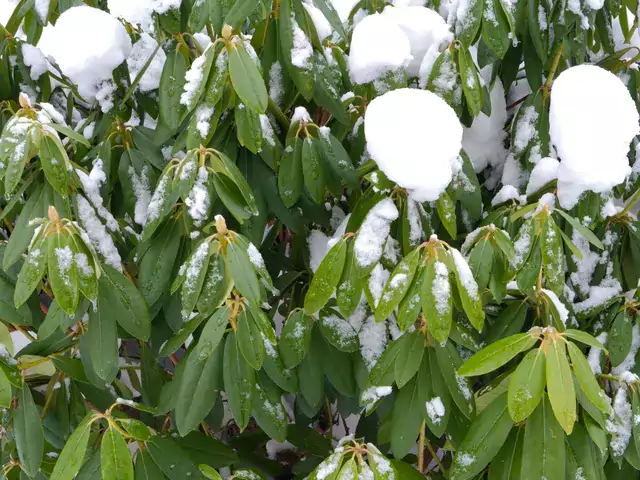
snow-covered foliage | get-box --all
[1,0,640,478]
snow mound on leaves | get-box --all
[108,0,181,32]
[365,88,462,201]
[348,13,412,84]
[550,64,639,208]
[381,6,452,78]
[38,6,131,102]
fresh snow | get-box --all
[291,16,313,70]
[108,0,181,32]
[181,46,209,108]
[127,33,166,93]
[525,156,559,195]
[587,332,608,375]
[77,195,122,271]
[550,65,640,208]
[359,316,387,370]
[303,2,332,42]
[462,77,508,173]
[185,166,210,226]
[426,397,446,424]
[381,6,452,78]
[542,289,568,325]
[365,88,462,201]
[348,13,412,85]
[38,6,132,103]
[21,44,47,81]
[76,160,119,232]
[451,249,479,300]
[354,198,399,268]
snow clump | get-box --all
[550,65,640,209]
[38,6,132,104]
[108,0,181,32]
[348,13,412,85]
[365,88,463,201]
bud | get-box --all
[18,92,31,109]
[215,214,227,234]
[48,205,59,222]
[222,24,232,40]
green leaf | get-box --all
[40,133,69,197]
[450,249,485,331]
[159,50,187,131]
[391,358,430,459]
[88,282,119,382]
[468,238,493,291]
[252,373,288,442]
[197,253,232,316]
[552,208,604,250]
[223,331,254,430]
[147,436,202,479]
[436,190,457,239]
[14,386,44,477]
[308,449,345,480]
[566,341,611,415]
[199,465,223,480]
[278,137,303,207]
[49,413,93,480]
[14,239,46,308]
[488,428,524,480]
[458,46,483,117]
[457,0,483,47]
[298,328,325,409]
[100,264,151,341]
[47,232,79,315]
[279,0,314,100]
[279,311,314,369]
[229,45,268,113]
[0,370,11,408]
[138,220,182,307]
[459,333,538,377]
[101,427,133,480]
[376,248,421,323]
[563,329,607,352]
[224,0,260,28]
[175,336,224,436]
[318,308,359,353]
[134,449,166,480]
[235,102,263,153]
[608,310,632,367]
[43,122,91,147]
[301,137,325,204]
[422,258,453,344]
[336,242,363,317]
[226,241,261,305]
[482,0,512,58]
[196,307,230,361]
[394,331,425,389]
[449,393,513,480]
[520,396,565,480]
[540,216,564,296]
[435,341,475,419]
[305,238,347,314]
[546,338,576,434]
[236,310,265,370]
[397,264,424,332]
[507,348,546,422]
[180,241,211,316]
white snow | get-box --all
[525,156,559,195]
[462,77,508,173]
[291,16,313,70]
[432,261,450,317]
[38,6,132,103]
[268,62,284,106]
[513,105,539,155]
[34,0,50,23]
[359,316,387,370]
[180,46,209,108]
[348,13,412,85]
[108,0,181,32]
[185,166,209,226]
[127,33,166,93]
[76,160,119,232]
[550,65,640,208]
[491,185,523,206]
[77,195,122,271]
[128,164,151,226]
[330,0,359,21]
[542,289,568,326]
[0,0,19,27]
[451,249,479,300]
[354,198,399,268]
[365,88,462,201]
[180,241,210,317]
[607,384,633,457]
[361,386,393,412]
[368,264,390,307]
[247,243,265,269]
[303,2,332,42]
[21,44,47,81]
[587,332,607,375]
[426,397,446,424]
[381,6,452,78]
[195,106,214,139]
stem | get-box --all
[268,97,291,132]
[418,421,426,473]
[41,372,62,419]
[325,397,333,440]
[543,43,565,105]
[424,440,447,473]
[206,23,215,42]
